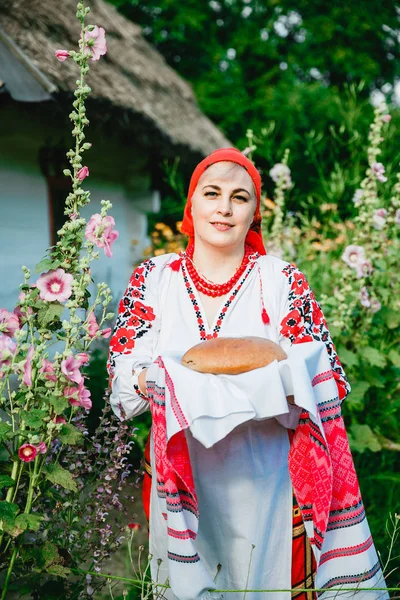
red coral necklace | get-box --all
[184,241,253,297]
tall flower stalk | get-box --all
[0,3,132,597]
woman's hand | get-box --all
[287,395,295,405]
[138,368,149,396]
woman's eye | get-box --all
[234,195,247,202]
[204,191,217,197]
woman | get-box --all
[109,148,387,600]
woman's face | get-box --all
[190,161,257,251]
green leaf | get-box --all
[49,395,69,416]
[388,349,400,368]
[37,303,64,328]
[34,257,61,274]
[58,423,83,446]
[337,346,358,368]
[0,475,16,491]
[0,422,11,442]
[384,308,400,330]
[347,381,370,410]
[46,564,71,578]
[44,463,77,493]
[0,500,19,519]
[27,542,60,570]
[348,424,382,454]
[21,409,47,430]
[362,347,386,368]
[14,513,43,533]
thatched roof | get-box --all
[0,0,230,158]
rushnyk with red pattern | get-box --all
[280,263,385,593]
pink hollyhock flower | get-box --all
[341,245,366,269]
[36,268,73,302]
[61,354,83,384]
[36,441,47,454]
[382,114,391,123]
[360,287,371,308]
[84,26,107,61]
[371,162,388,183]
[65,385,80,406]
[55,49,70,62]
[0,334,17,378]
[78,381,92,410]
[269,163,292,189]
[370,298,382,313]
[40,359,57,382]
[101,327,112,338]
[372,208,388,230]
[23,346,34,386]
[77,166,89,181]
[395,209,400,227]
[87,311,99,337]
[85,214,119,258]
[356,260,373,279]
[352,189,363,207]
[18,443,37,463]
[76,352,90,366]
[14,292,33,324]
[0,308,20,337]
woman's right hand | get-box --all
[138,368,149,397]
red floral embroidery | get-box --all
[110,327,136,353]
[280,263,350,401]
[108,260,156,372]
[132,301,156,321]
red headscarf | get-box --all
[181,147,266,255]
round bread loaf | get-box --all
[181,336,287,375]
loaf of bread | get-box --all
[181,336,287,375]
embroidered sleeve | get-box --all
[107,259,158,419]
[279,263,350,401]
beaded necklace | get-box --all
[184,241,253,298]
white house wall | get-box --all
[0,162,148,312]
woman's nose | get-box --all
[217,195,233,216]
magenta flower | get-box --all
[36,441,47,454]
[341,245,366,269]
[84,26,107,61]
[78,381,92,410]
[395,209,400,227]
[382,114,391,123]
[371,162,388,183]
[18,443,37,463]
[352,189,363,207]
[101,327,112,339]
[23,346,34,386]
[54,416,66,424]
[55,49,70,62]
[61,354,83,384]
[0,308,20,337]
[40,359,57,382]
[36,268,74,302]
[356,260,373,279]
[269,163,292,189]
[360,287,371,308]
[85,214,119,258]
[77,166,89,182]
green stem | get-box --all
[1,544,19,600]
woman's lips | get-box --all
[211,222,233,232]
